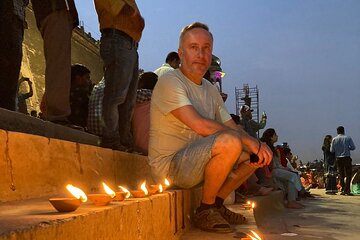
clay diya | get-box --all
[87,194,113,206]
[118,186,131,199]
[130,181,148,198]
[149,184,164,195]
[49,184,87,212]
[88,182,116,206]
[242,201,252,210]
[113,192,126,201]
[49,197,82,212]
[130,190,146,198]
[149,185,159,195]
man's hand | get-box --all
[249,141,273,168]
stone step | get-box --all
[0,126,196,239]
[0,190,192,240]
[0,108,99,147]
[0,129,152,202]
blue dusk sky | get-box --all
[75,0,360,164]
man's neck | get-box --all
[180,67,203,85]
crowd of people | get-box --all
[1,1,358,234]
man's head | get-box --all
[337,126,345,134]
[71,64,91,87]
[284,147,293,159]
[165,51,180,69]
[138,72,158,90]
[178,22,213,83]
[240,105,253,120]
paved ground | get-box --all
[182,189,360,240]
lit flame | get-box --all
[158,184,163,193]
[247,201,251,205]
[164,178,170,187]
[250,230,261,240]
[248,235,258,240]
[252,202,255,209]
[66,184,87,202]
[118,186,131,198]
[102,182,116,198]
[140,181,148,195]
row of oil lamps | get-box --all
[49,179,170,212]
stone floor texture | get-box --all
[182,189,360,240]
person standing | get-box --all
[322,135,337,194]
[0,0,29,111]
[330,126,356,196]
[240,105,267,138]
[31,0,79,124]
[94,0,145,151]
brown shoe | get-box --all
[194,207,232,233]
[218,205,247,224]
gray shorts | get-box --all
[168,133,219,188]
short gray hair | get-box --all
[179,22,213,47]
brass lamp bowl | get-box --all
[49,197,82,212]
[87,194,113,206]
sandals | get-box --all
[218,205,247,224]
[194,208,232,233]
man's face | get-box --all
[170,59,180,69]
[241,110,252,120]
[76,73,91,88]
[178,28,213,81]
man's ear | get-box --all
[178,48,182,59]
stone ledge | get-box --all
[0,191,192,240]
[0,108,99,147]
[0,129,151,202]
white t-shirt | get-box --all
[154,63,174,78]
[148,69,231,180]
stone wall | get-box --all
[20,6,103,114]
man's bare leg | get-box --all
[202,131,243,204]
[217,161,256,199]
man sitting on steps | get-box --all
[148,22,272,233]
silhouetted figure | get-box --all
[17,77,33,114]
[31,0,79,125]
[322,135,337,194]
[0,0,29,110]
[68,64,91,128]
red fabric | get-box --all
[132,101,150,155]
[276,146,288,167]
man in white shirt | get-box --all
[154,51,180,78]
[149,22,272,233]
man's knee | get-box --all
[212,130,242,156]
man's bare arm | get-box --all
[223,119,273,167]
[171,105,229,137]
